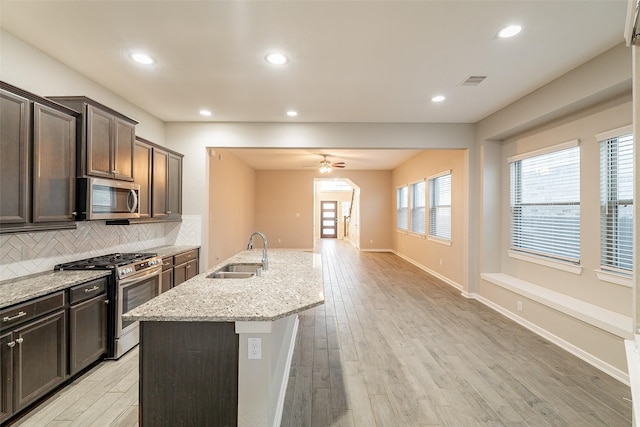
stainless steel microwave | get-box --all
[77,177,140,220]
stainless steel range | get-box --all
[55,252,162,359]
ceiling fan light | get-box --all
[319,164,332,174]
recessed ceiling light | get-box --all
[431,95,445,102]
[130,52,154,65]
[286,110,298,117]
[265,52,288,65]
[498,25,522,39]
[199,110,212,116]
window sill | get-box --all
[428,236,452,246]
[408,231,426,239]
[595,269,633,288]
[508,250,582,275]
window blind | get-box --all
[410,180,426,234]
[600,132,633,273]
[429,173,451,240]
[397,186,408,230]
[509,144,580,263]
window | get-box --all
[599,127,633,273]
[428,171,451,240]
[509,141,580,263]
[410,180,426,234]
[397,186,408,230]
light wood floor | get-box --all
[12,239,632,426]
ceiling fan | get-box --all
[317,155,346,173]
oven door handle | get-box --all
[117,266,162,286]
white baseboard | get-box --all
[272,315,299,427]
[360,248,393,253]
[470,292,629,385]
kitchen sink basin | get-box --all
[207,263,264,279]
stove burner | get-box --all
[55,252,157,270]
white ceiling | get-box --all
[0,1,628,170]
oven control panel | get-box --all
[116,257,162,280]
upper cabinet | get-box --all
[152,147,183,219]
[0,82,78,234]
[133,137,183,222]
[48,96,137,182]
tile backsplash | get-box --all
[0,215,202,281]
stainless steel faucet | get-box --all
[247,231,268,271]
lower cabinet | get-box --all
[173,249,199,287]
[0,332,13,423]
[0,276,109,424]
[161,256,174,293]
[0,291,68,423]
[69,278,108,375]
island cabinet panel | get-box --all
[140,321,239,426]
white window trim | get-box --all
[396,184,409,231]
[508,250,583,275]
[409,178,426,235]
[595,124,632,142]
[428,236,452,246]
[507,139,580,164]
[594,269,633,288]
[428,170,452,243]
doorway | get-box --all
[320,201,338,238]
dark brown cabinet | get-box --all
[152,147,183,219]
[161,249,199,288]
[1,83,78,234]
[0,291,67,422]
[68,278,108,375]
[48,96,137,182]
[133,138,153,218]
[0,332,12,424]
[161,256,174,293]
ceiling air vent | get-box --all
[460,75,487,86]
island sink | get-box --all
[207,262,264,279]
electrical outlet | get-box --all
[248,338,262,359]
[517,301,523,312]
[369,239,374,244]
[439,258,443,266]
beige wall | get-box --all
[254,169,392,251]
[208,149,256,265]
[391,150,468,287]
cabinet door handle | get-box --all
[72,211,78,217]
[7,341,15,348]
[84,285,100,293]
[105,300,110,305]
[3,311,27,322]
[111,170,118,174]
[166,211,172,214]
[15,338,23,344]
[163,263,171,266]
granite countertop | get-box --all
[123,249,324,322]
[0,270,112,308]
[146,245,201,258]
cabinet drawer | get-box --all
[1,291,65,331]
[161,256,174,271]
[174,249,198,266]
[69,277,108,305]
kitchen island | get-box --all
[124,249,324,427]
